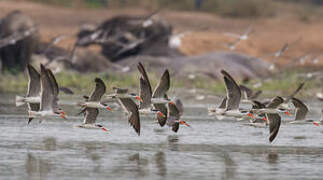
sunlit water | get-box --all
[1,94,323,180]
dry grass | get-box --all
[1,0,323,68]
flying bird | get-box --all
[262,97,283,143]
[76,78,110,131]
[267,112,281,143]
[152,69,171,127]
[167,101,190,133]
[269,43,289,70]
[224,25,253,51]
[16,64,41,108]
[136,62,169,119]
[15,64,41,124]
[316,92,323,101]
[117,97,141,135]
[289,98,322,126]
[105,87,142,101]
[224,25,253,41]
[240,84,262,101]
[209,70,252,119]
[78,78,112,112]
[28,64,66,122]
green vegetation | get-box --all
[31,0,75,7]
[0,71,140,94]
[244,69,320,98]
[0,73,28,93]
[27,0,323,18]
[1,69,320,99]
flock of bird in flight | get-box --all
[208,70,323,143]
[224,25,322,68]
[16,62,189,136]
[15,60,323,143]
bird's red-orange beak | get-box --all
[106,106,113,111]
[157,111,166,118]
[284,111,291,116]
[169,101,175,105]
[262,117,267,121]
[60,111,66,119]
[101,127,109,132]
[313,121,320,127]
[179,120,190,127]
[248,113,254,118]
[136,96,143,102]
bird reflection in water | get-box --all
[167,135,179,151]
[154,151,167,177]
[25,153,51,180]
[128,153,149,178]
[42,136,57,151]
[82,142,102,173]
[267,151,279,164]
[220,151,237,180]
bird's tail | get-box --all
[28,117,33,124]
[28,110,37,118]
[16,95,25,107]
[76,102,85,107]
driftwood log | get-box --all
[0,11,39,73]
[76,14,183,62]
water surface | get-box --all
[1,94,323,180]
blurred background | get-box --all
[1,2,323,180]
[0,0,322,97]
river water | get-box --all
[0,94,323,180]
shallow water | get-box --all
[1,94,323,180]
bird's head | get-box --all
[96,124,109,132]
[157,111,166,118]
[56,111,66,119]
[247,112,255,118]
[284,110,292,116]
[169,101,176,105]
[135,96,143,102]
[101,103,113,112]
[179,120,190,127]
